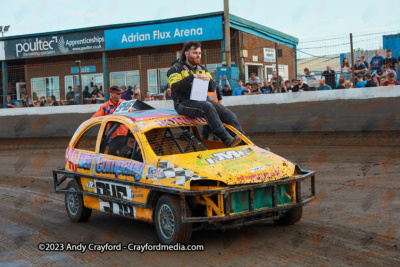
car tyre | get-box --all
[155,195,192,244]
[65,180,92,222]
[274,206,303,226]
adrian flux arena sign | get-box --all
[104,16,223,50]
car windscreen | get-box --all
[145,126,208,156]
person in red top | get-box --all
[382,73,400,86]
[92,86,125,118]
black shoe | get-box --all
[225,135,242,147]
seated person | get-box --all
[120,133,143,161]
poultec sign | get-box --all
[105,16,223,50]
[5,30,105,60]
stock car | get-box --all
[53,100,316,244]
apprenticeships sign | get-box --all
[104,16,223,50]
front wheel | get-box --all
[65,181,92,222]
[155,195,192,244]
[274,206,303,226]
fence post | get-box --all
[275,42,280,92]
[350,33,355,84]
[204,49,207,70]
[102,51,109,101]
[2,61,7,108]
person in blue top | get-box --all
[6,95,16,108]
[233,80,246,96]
[355,74,367,88]
[369,49,384,71]
[317,80,332,90]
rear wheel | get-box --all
[65,181,92,222]
[274,206,303,225]
[155,195,192,244]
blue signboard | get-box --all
[71,66,96,74]
[105,16,223,50]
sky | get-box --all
[1,0,399,40]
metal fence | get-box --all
[297,27,400,85]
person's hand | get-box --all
[219,75,222,81]
[223,75,227,80]
[194,74,210,81]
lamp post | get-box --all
[75,60,83,104]
[0,25,10,37]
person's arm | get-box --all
[216,86,223,103]
[7,102,16,108]
[224,76,231,90]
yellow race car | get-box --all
[53,101,316,244]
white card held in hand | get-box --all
[190,78,209,101]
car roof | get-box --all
[112,109,179,121]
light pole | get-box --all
[0,25,10,37]
[75,60,83,104]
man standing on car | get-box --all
[92,86,125,118]
[167,41,244,147]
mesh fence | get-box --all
[297,27,400,86]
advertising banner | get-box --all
[105,16,223,50]
[4,30,105,60]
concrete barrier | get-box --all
[1,86,399,138]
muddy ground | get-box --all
[0,131,399,266]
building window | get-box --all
[65,74,103,99]
[31,76,60,100]
[147,68,169,95]
[110,71,140,90]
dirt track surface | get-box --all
[0,132,399,266]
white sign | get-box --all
[265,65,289,81]
[0,41,5,60]
[114,100,136,114]
[264,48,276,62]
[190,78,209,101]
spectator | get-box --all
[219,76,232,96]
[95,91,105,104]
[133,84,140,97]
[67,96,77,105]
[344,81,352,89]
[51,95,59,106]
[282,80,291,93]
[337,78,345,89]
[233,81,246,95]
[379,74,388,86]
[369,50,384,71]
[164,88,172,100]
[250,83,262,95]
[22,95,34,107]
[83,86,91,98]
[341,58,351,73]
[66,86,74,100]
[74,86,82,104]
[133,93,141,100]
[382,64,397,79]
[271,72,283,92]
[355,74,367,88]
[352,59,367,74]
[317,80,332,90]
[121,85,132,101]
[260,79,272,94]
[322,66,336,89]
[32,92,38,101]
[382,73,400,86]
[289,79,297,91]
[46,97,53,106]
[127,85,134,95]
[360,55,369,70]
[241,83,253,95]
[39,96,46,107]
[292,77,309,92]
[364,72,377,87]
[302,68,316,82]
[34,100,41,107]
[144,91,153,101]
[248,73,260,84]
[382,49,398,72]
[6,95,16,108]
[91,85,99,97]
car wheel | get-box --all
[274,206,303,226]
[65,181,92,222]
[155,195,192,244]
